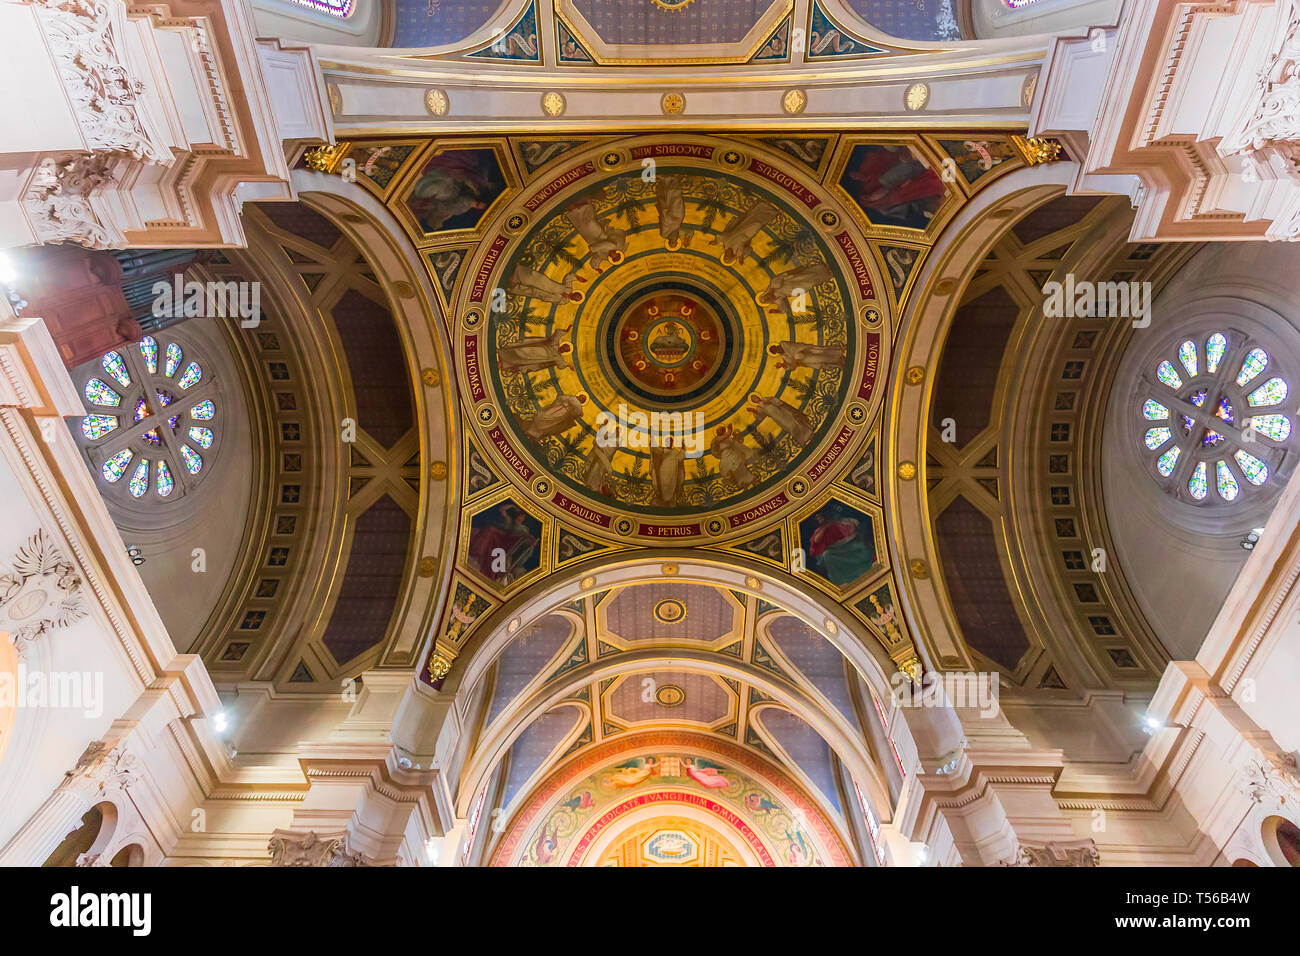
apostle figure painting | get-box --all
[839,144,946,230]
[798,500,879,588]
[403,147,507,233]
[467,501,542,585]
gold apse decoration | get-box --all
[897,461,917,480]
[422,368,440,387]
[905,366,925,385]
[427,653,452,681]
[430,462,448,481]
[782,89,807,115]
[1011,135,1063,166]
[661,92,686,115]
[304,142,350,175]
[904,83,930,112]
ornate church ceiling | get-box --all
[304,129,1042,691]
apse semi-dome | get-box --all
[454,135,889,545]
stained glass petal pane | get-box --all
[156,460,174,498]
[1248,377,1288,407]
[81,415,118,440]
[1216,398,1235,424]
[1156,447,1180,477]
[164,343,182,377]
[128,459,149,498]
[1250,414,1292,441]
[190,400,215,421]
[132,397,150,423]
[1206,333,1226,374]
[177,361,201,389]
[139,336,158,374]
[156,389,173,407]
[181,446,203,474]
[187,426,213,449]
[84,379,120,407]
[1234,450,1269,485]
[1144,427,1171,450]
[142,428,161,447]
[101,351,130,388]
[1237,348,1268,387]
[1156,361,1182,389]
[1188,461,1208,500]
[1179,341,1198,377]
[1216,461,1239,501]
[102,449,132,482]
[1142,400,1168,421]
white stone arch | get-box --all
[456,648,891,822]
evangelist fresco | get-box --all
[797,499,880,588]
[839,143,946,230]
[466,499,544,587]
[401,147,508,234]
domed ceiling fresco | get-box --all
[455,135,890,545]
[307,129,1036,686]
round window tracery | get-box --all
[1139,330,1291,504]
[78,336,218,502]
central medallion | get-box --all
[606,281,738,407]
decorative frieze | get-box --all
[999,839,1100,867]
[66,740,139,795]
[267,829,367,867]
[0,528,88,655]
[1240,750,1300,810]
[26,0,168,164]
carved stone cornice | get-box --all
[26,0,169,164]
[65,740,139,795]
[21,153,119,249]
[998,838,1100,867]
[267,829,367,867]
[1239,750,1300,811]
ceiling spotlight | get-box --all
[425,837,440,865]
[213,711,229,734]
[1141,713,1164,734]
[1240,527,1266,551]
[126,545,145,566]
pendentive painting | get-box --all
[402,147,508,234]
[797,499,880,589]
[839,144,946,231]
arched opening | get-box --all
[40,801,117,867]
